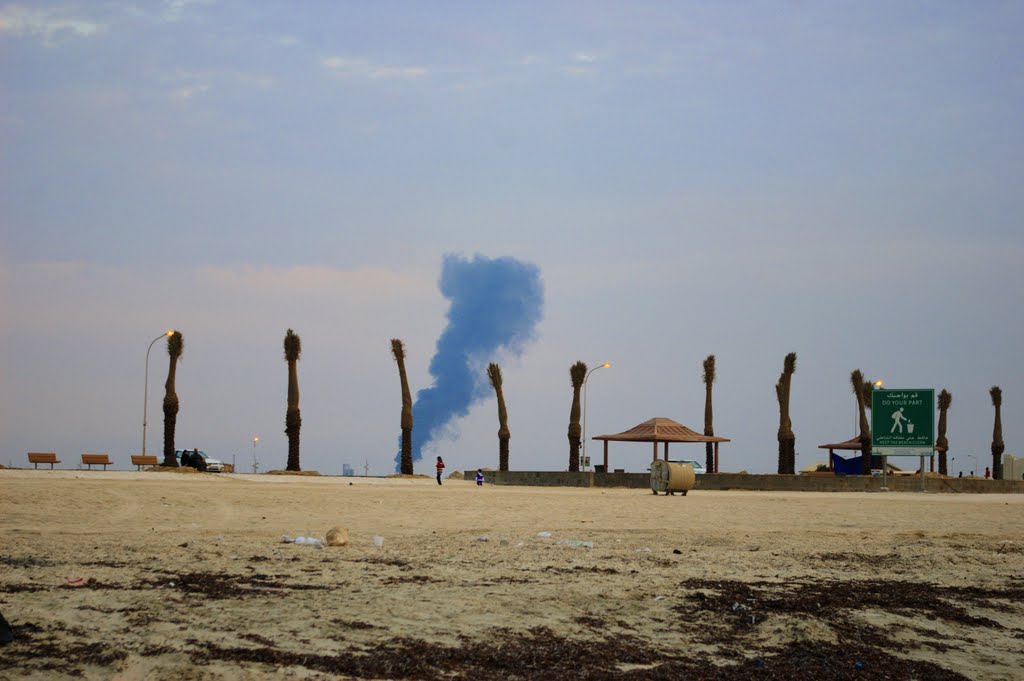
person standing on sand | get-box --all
[475,469,484,486]
[985,467,991,479]
[436,456,445,485]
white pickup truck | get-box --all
[174,449,225,473]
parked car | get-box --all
[670,459,707,475]
[174,449,225,473]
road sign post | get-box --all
[872,389,935,491]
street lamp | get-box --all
[252,437,260,474]
[582,362,611,470]
[142,330,174,457]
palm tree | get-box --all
[990,386,1004,480]
[776,353,796,474]
[937,389,952,476]
[161,331,184,467]
[487,363,510,472]
[568,361,587,472]
[851,369,871,475]
[391,339,414,475]
[702,355,716,473]
[284,329,302,471]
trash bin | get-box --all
[594,465,606,473]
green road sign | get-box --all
[871,388,934,456]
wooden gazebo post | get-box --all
[714,441,719,473]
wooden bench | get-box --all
[27,452,61,469]
[130,455,159,470]
[81,453,113,470]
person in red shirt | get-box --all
[984,467,991,479]
[435,456,445,486]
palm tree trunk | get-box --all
[858,408,872,475]
[400,427,412,473]
[856,398,871,474]
[704,386,714,472]
[162,352,180,467]
[162,395,178,467]
[568,362,586,473]
[936,399,949,476]
[499,437,509,472]
[285,409,301,471]
[285,360,301,471]
[392,340,414,476]
[568,388,582,472]
[992,406,1004,480]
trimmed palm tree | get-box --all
[391,339,414,475]
[776,353,796,474]
[851,369,871,475]
[487,363,511,472]
[702,355,716,473]
[568,361,587,472]
[284,329,302,471]
[990,386,1004,480]
[937,389,952,476]
[161,331,184,467]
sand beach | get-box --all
[1,469,1022,680]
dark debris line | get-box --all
[188,628,971,681]
[3,574,1020,679]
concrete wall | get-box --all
[483,470,1024,494]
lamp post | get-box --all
[252,437,260,474]
[142,330,174,456]
[582,362,611,470]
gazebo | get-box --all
[592,417,730,473]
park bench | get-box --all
[81,453,113,470]
[130,455,159,470]
[27,452,61,469]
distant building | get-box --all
[342,464,354,477]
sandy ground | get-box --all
[1,469,1022,680]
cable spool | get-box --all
[650,460,695,495]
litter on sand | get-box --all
[555,539,593,549]
[281,535,323,548]
[536,531,552,537]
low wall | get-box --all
[484,470,1024,494]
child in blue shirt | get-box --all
[475,469,484,486]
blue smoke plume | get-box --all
[395,254,544,471]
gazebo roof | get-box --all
[818,437,864,451]
[593,417,730,444]
[818,436,947,453]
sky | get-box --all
[1,1,1022,477]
